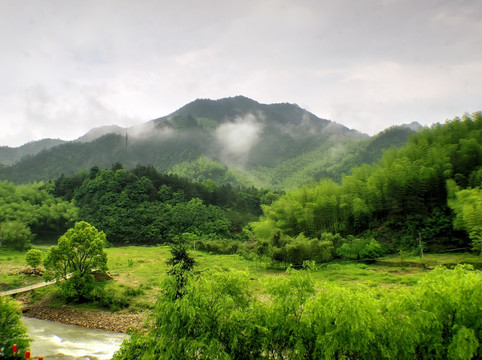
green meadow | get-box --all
[2,245,480,311]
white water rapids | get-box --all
[22,317,128,359]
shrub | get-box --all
[0,221,32,250]
[25,249,43,268]
[0,296,30,357]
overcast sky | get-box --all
[1,0,481,147]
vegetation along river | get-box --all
[22,317,127,359]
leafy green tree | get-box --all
[0,221,32,250]
[448,184,482,254]
[114,270,262,360]
[0,296,30,358]
[44,221,107,302]
[25,249,43,274]
[166,236,196,299]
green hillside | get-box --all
[169,125,416,189]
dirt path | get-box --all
[0,279,57,296]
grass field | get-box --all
[0,247,51,291]
[1,245,480,311]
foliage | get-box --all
[52,165,267,244]
[166,236,196,299]
[0,221,33,250]
[114,269,261,360]
[44,221,107,302]
[0,296,30,358]
[336,236,383,260]
[265,231,336,266]
[251,113,482,257]
[169,155,251,187]
[0,180,77,243]
[114,265,481,360]
[25,248,43,268]
[449,183,482,254]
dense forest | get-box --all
[0,181,77,249]
[51,164,278,245]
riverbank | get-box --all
[21,300,145,333]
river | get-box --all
[22,317,128,360]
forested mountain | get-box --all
[0,96,418,188]
[0,138,66,167]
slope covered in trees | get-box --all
[52,165,277,244]
[166,125,416,190]
[250,113,482,260]
[0,181,77,248]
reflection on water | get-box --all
[22,317,127,360]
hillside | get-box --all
[0,96,414,187]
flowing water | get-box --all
[22,317,128,360]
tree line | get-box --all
[0,180,77,249]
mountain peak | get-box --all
[76,125,126,143]
[400,121,424,132]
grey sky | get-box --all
[1,0,481,147]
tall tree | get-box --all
[45,221,107,301]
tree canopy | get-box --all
[45,221,107,301]
[251,113,482,259]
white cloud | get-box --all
[215,114,264,167]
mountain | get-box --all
[76,125,126,143]
[0,138,66,166]
[0,96,414,188]
[401,121,424,132]
[169,125,417,189]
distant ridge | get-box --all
[401,121,424,132]
[0,138,66,166]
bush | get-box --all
[91,286,131,311]
[0,221,33,250]
[196,238,240,254]
[336,236,383,260]
[0,296,30,358]
[25,249,43,268]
